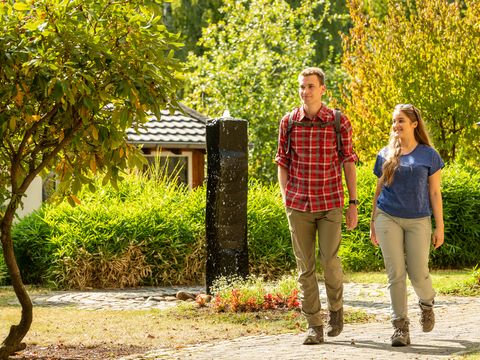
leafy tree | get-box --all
[184,0,331,182]
[342,0,480,164]
[164,0,223,60]
[0,0,182,357]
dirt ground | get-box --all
[8,343,149,360]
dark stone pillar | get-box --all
[205,117,249,295]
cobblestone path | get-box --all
[28,283,480,360]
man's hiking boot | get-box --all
[391,318,410,347]
[303,326,324,345]
[419,302,435,332]
[326,308,343,337]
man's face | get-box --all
[298,75,325,107]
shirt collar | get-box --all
[299,103,329,121]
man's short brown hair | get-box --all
[299,67,325,86]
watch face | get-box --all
[349,200,359,205]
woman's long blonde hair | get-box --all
[380,104,432,186]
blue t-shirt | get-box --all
[373,144,444,219]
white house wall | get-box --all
[13,175,43,219]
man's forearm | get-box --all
[343,161,357,200]
[278,165,288,202]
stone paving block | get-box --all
[26,283,480,358]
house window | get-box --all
[143,153,191,187]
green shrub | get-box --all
[340,165,384,271]
[0,251,8,286]
[13,175,296,289]
[13,172,206,288]
[10,163,480,289]
[429,164,480,268]
[341,162,480,270]
[12,208,52,284]
[247,180,295,277]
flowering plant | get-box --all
[210,275,301,313]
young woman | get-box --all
[370,104,444,346]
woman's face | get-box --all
[392,109,417,140]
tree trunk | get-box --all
[0,197,33,360]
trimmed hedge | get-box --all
[430,164,480,267]
[9,163,480,289]
[339,167,384,271]
[341,163,480,270]
[12,174,207,288]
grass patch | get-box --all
[344,269,471,286]
[456,347,480,360]
[344,272,388,284]
[430,269,472,295]
[344,269,479,296]
[343,309,375,324]
[0,292,373,353]
[0,286,51,306]
[1,305,296,350]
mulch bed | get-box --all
[9,343,149,360]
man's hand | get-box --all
[345,205,358,230]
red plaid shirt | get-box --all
[275,105,357,212]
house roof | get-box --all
[126,104,207,149]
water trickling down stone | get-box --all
[205,117,249,294]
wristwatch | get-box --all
[349,199,360,206]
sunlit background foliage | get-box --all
[172,0,480,180]
[2,0,480,287]
[343,0,480,165]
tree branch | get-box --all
[16,103,61,159]
[17,117,84,195]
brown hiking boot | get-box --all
[326,308,343,337]
[303,326,324,345]
[391,318,410,347]
[419,302,435,332]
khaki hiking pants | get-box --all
[374,209,435,321]
[286,207,343,327]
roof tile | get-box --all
[126,105,207,148]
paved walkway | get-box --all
[28,283,480,360]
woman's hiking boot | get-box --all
[419,302,435,332]
[391,318,410,347]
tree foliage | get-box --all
[165,0,223,60]
[342,0,480,165]
[184,0,331,182]
[0,0,182,357]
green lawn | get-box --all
[344,269,477,296]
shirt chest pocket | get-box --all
[291,124,337,155]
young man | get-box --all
[275,67,358,345]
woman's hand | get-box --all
[432,227,444,249]
[370,221,378,246]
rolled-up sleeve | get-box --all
[275,114,290,169]
[340,114,358,164]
